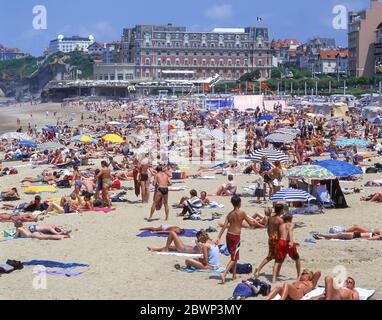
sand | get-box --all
[0,103,381,300]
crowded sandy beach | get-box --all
[0,97,381,301]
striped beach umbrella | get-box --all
[287,165,336,180]
[248,149,289,164]
[271,189,316,203]
[265,133,294,144]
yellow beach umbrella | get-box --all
[102,134,124,144]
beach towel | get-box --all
[273,287,375,300]
[196,176,217,180]
[204,202,224,209]
[156,252,203,258]
[24,186,57,194]
[23,260,90,269]
[179,266,225,273]
[137,229,198,238]
[34,269,85,277]
[89,207,116,213]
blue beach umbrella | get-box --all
[314,160,363,178]
[17,140,37,148]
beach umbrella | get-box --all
[17,140,38,148]
[271,189,316,203]
[258,115,273,122]
[315,160,363,177]
[334,139,372,148]
[134,115,149,120]
[274,128,300,137]
[0,132,32,141]
[38,141,65,151]
[102,134,125,144]
[248,149,289,164]
[287,165,336,180]
[71,135,94,143]
[107,121,124,127]
[265,133,294,144]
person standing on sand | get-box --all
[215,196,256,284]
[96,161,112,208]
[148,165,171,222]
[272,214,301,283]
[254,204,285,278]
[140,153,152,204]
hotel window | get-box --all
[244,59,248,66]
[211,60,215,66]
[185,59,189,66]
[211,43,215,48]
[157,59,162,65]
[104,74,109,80]
[166,58,171,65]
[145,58,151,65]
[175,42,180,47]
[236,60,240,66]
[202,59,207,66]
[228,59,232,66]
[118,74,124,81]
[219,59,224,66]
[258,59,263,66]
[145,71,150,78]
[176,59,180,66]
[110,74,115,80]
[98,74,103,80]
[193,59,198,66]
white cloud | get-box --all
[205,4,234,20]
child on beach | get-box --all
[272,214,301,283]
[215,196,256,284]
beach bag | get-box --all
[3,229,16,238]
[112,180,121,190]
[366,167,378,174]
[57,180,71,188]
[232,263,253,275]
[6,260,24,271]
[9,169,18,175]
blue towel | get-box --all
[23,260,90,269]
[137,229,198,238]
[180,266,225,273]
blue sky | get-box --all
[0,0,372,56]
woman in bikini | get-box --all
[14,221,71,241]
[139,225,184,235]
[266,270,321,300]
[148,165,171,222]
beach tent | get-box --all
[271,189,316,203]
[332,102,349,118]
[248,149,289,164]
[315,160,363,178]
[321,179,348,209]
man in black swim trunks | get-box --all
[149,165,171,222]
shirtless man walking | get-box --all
[254,204,285,278]
[96,161,112,208]
[312,276,360,300]
[215,196,256,284]
[149,165,171,222]
[272,214,301,283]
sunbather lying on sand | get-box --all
[14,221,71,240]
[0,212,38,223]
[311,276,360,300]
[1,188,20,199]
[361,192,382,202]
[140,225,185,235]
[313,229,382,241]
[147,231,205,253]
[266,269,321,300]
[365,180,382,187]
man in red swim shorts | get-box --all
[215,196,256,284]
[273,214,301,283]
